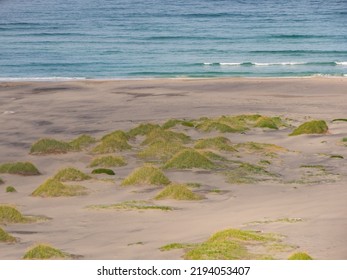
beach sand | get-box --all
[0,77,347,259]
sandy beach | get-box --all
[0,77,347,260]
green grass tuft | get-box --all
[194,136,236,152]
[30,138,73,154]
[127,123,161,138]
[6,186,17,193]
[88,200,172,211]
[69,134,96,150]
[289,120,328,136]
[332,118,347,122]
[162,119,194,129]
[160,243,195,251]
[225,162,275,184]
[93,130,131,154]
[330,155,344,159]
[0,177,3,184]
[342,137,347,142]
[0,227,17,243]
[155,183,203,200]
[89,155,127,168]
[23,244,69,260]
[53,167,91,182]
[91,168,115,175]
[0,162,40,176]
[0,205,31,224]
[142,128,191,146]
[255,116,280,129]
[235,142,286,155]
[288,252,313,260]
[163,149,216,169]
[138,141,184,162]
[32,178,87,197]
[121,165,171,186]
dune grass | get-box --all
[92,130,131,154]
[6,186,17,193]
[121,165,170,186]
[235,142,286,156]
[91,168,115,175]
[137,141,184,162]
[142,128,191,146]
[53,167,91,182]
[0,177,3,184]
[342,137,347,142]
[69,134,96,150]
[332,118,347,122]
[32,178,87,197]
[0,205,32,224]
[0,227,17,243]
[163,149,216,169]
[288,252,313,260]
[194,136,236,152]
[23,244,69,260]
[88,200,172,211]
[225,162,275,184]
[89,155,127,168]
[127,123,161,138]
[195,114,286,133]
[167,228,278,260]
[162,119,195,129]
[289,120,328,136]
[30,138,73,154]
[0,162,40,176]
[155,183,203,200]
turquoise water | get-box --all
[0,0,346,79]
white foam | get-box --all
[0,77,87,82]
[2,111,15,115]
[335,62,347,66]
[220,62,242,66]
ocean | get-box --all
[0,0,346,79]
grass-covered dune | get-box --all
[23,244,70,260]
[121,165,171,186]
[32,178,87,197]
[0,162,40,176]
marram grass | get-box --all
[53,167,91,182]
[6,186,17,193]
[288,252,313,260]
[69,134,96,150]
[121,165,170,186]
[0,205,32,224]
[162,119,194,129]
[89,155,126,168]
[93,130,131,154]
[194,136,236,152]
[163,149,216,170]
[127,123,161,138]
[23,244,69,260]
[91,168,115,175]
[155,184,203,200]
[137,141,184,161]
[32,178,87,197]
[30,138,73,154]
[0,162,40,176]
[142,128,191,145]
[289,120,328,136]
[0,227,17,243]
[225,162,275,184]
[88,200,172,211]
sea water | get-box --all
[0,0,346,79]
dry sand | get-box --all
[0,77,347,259]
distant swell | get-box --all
[203,61,347,67]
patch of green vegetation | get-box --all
[0,205,32,224]
[186,183,201,188]
[128,241,144,246]
[259,160,271,165]
[30,138,73,155]
[121,165,170,186]
[209,189,222,194]
[89,155,127,168]
[88,200,172,211]
[289,120,328,136]
[23,244,69,260]
[127,123,161,138]
[142,128,191,145]
[160,243,195,251]
[235,142,286,155]
[163,149,216,169]
[53,167,91,182]
[32,178,87,197]
[0,227,17,243]
[137,141,184,162]
[91,168,115,175]
[93,130,131,153]
[162,119,195,129]
[300,165,326,171]
[225,162,275,184]
[6,186,17,193]
[342,137,347,142]
[0,162,40,176]
[201,151,228,162]
[195,115,286,133]
[69,134,96,150]
[330,154,344,159]
[0,177,3,184]
[288,252,313,260]
[194,136,236,152]
[155,183,203,200]
[184,229,276,260]
[248,218,303,225]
